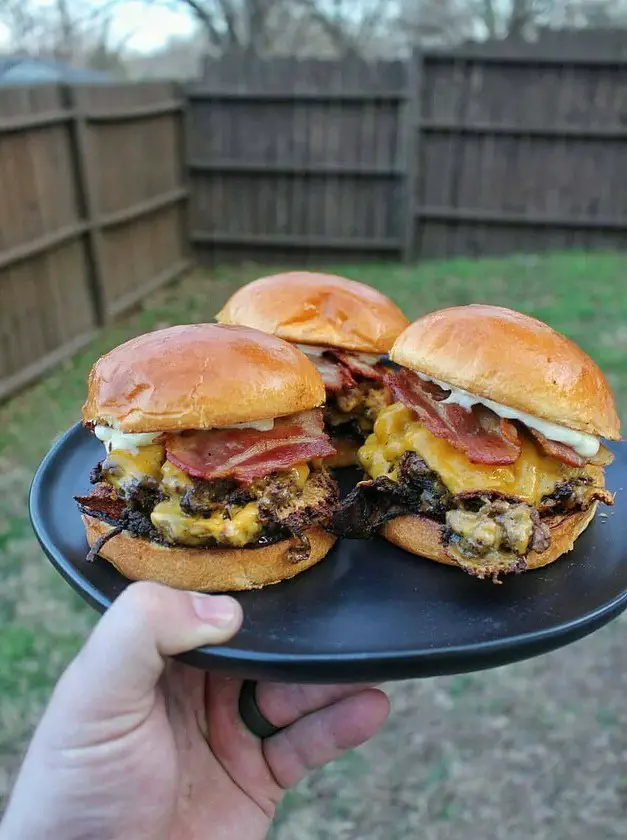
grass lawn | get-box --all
[1,252,627,835]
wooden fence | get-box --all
[0,82,190,400]
[3,52,627,399]
[187,51,627,263]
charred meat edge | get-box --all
[331,452,611,552]
[76,464,338,562]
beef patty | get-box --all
[331,452,611,577]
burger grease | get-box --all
[216,271,409,467]
[76,324,340,591]
[333,305,620,580]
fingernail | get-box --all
[192,594,238,628]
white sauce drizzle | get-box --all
[94,418,275,454]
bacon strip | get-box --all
[387,368,522,466]
[529,430,585,467]
[324,350,385,383]
[165,409,336,483]
[314,356,356,393]
[75,483,126,520]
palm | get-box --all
[129,663,275,840]
[141,664,389,840]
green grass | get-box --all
[1,251,626,809]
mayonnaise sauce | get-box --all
[94,418,275,454]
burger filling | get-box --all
[332,370,614,580]
[76,410,339,562]
[296,345,391,444]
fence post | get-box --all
[63,84,106,325]
[175,80,193,265]
[399,49,421,263]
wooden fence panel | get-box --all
[0,82,189,400]
[188,55,415,262]
[72,83,189,318]
[3,55,627,400]
[415,55,627,258]
[0,85,96,399]
[187,51,627,265]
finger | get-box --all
[51,582,242,722]
[256,682,377,729]
[263,688,389,789]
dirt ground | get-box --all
[271,613,627,840]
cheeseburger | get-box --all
[334,305,619,580]
[75,324,340,591]
[216,271,409,466]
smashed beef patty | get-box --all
[80,457,338,552]
[446,499,550,559]
[332,449,610,577]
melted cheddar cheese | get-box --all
[104,445,165,492]
[161,460,193,495]
[358,402,589,505]
[290,463,310,489]
[151,498,262,547]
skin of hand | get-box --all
[0,582,389,840]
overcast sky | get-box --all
[0,0,199,53]
[108,2,197,51]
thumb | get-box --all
[49,581,242,725]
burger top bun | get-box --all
[82,323,326,433]
[391,305,620,440]
[216,271,409,354]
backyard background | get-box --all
[2,45,627,840]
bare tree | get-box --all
[0,0,129,71]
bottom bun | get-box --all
[83,515,337,592]
[325,436,360,468]
[381,504,597,575]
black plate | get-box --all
[30,424,627,683]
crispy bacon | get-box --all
[75,483,126,520]
[529,430,586,467]
[387,368,522,466]
[165,409,336,483]
[310,350,384,394]
[589,444,615,467]
[314,356,356,393]
[530,429,613,468]
[324,350,385,383]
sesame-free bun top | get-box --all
[216,271,409,353]
[82,323,326,433]
[390,305,620,440]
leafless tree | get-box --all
[0,0,129,69]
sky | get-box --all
[107,2,197,52]
[0,0,199,54]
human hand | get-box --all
[0,582,389,840]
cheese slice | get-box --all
[104,445,165,491]
[358,402,590,505]
[151,498,262,547]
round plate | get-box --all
[30,423,627,683]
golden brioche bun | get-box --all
[216,271,409,354]
[83,515,336,592]
[381,504,597,575]
[82,323,326,433]
[391,305,620,440]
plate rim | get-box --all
[29,422,627,680]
